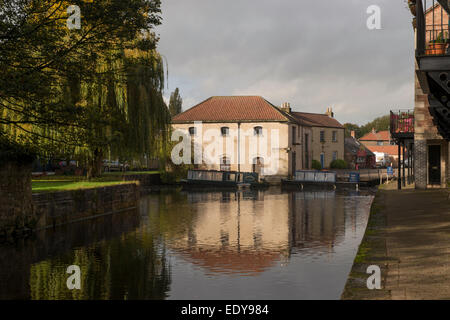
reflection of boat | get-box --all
[181,170,269,190]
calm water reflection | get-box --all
[0,188,373,300]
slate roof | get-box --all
[345,137,375,156]
[290,112,344,129]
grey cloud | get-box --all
[158,0,414,125]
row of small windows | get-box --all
[189,127,339,143]
[189,127,338,144]
[320,130,338,142]
[188,126,264,136]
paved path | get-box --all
[383,186,450,299]
[343,183,450,299]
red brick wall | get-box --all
[425,4,449,43]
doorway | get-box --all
[252,157,264,176]
[428,145,441,185]
[220,156,231,172]
[292,152,296,176]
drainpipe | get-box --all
[238,122,241,173]
[398,143,401,190]
[300,125,304,169]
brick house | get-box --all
[411,1,450,188]
[359,130,392,146]
[359,129,403,166]
[344,133,376,169]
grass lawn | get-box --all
[31,171,160,193]
[32,180,135,193]
[32,171,160,182]
[102,170,160,176]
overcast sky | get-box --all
[156,0,414,126]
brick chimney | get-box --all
[372,127,376,134]
[325,107,334,118]
[350,130,355,139]
[281,102,291,113]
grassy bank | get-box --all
[33,170,159,181]
[31,171,160,193]
[341,184,392,300]
[32,180,134,193]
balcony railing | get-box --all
[390,110,414,136]
[416,0,450,56]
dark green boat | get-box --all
[181,170,268,189]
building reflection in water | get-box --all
[0,189,370,300]
[158,189,350,276]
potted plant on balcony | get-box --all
[428,31,448,55]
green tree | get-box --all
[312,160,322,170]
[343,123,361,138]
[359,115,390,137]
[168,88,183,117]
[0,0,170,177]
[343,115,390,139]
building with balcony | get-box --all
[411,0,450,188]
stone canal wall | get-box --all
[120,173,161,191]
[0,172,161,237]
[0,161,34,236]
[32,183,139,230]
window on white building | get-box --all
[220,156,231,171]
[221,127,229,136]
[254,126,263,136]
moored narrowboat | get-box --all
[181,170,268,189]
[282,170,361,190]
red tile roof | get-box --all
[360,130,390,141]
[366,145,399,156]
[172,96,289,123]
[291,112,344,129]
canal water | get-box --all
[0,188,374,300]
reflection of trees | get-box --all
[147,191,197,240]
[29,232,171,300]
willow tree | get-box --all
[63,40,171,177]
[0,0,170,177]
